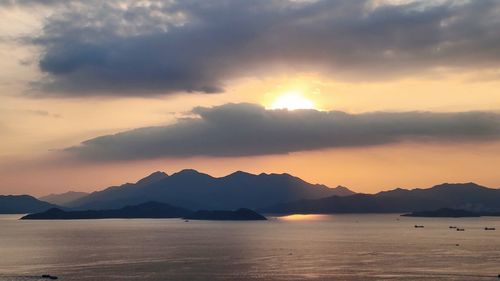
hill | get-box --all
[39,191,89,206]
[0,195,59,214]
[185,208,267,221]
[21,201,191,219]
[21,202,267,221]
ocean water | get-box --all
[1,214,499,281]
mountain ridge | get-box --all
[67,169,355,210]
[0,195,58,214]
[4,172,499,216]
[39,191,89,206]
[260,182,500,214]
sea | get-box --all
[0,214,499,281]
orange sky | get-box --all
[1,0,500,196]
[2,74,500,196]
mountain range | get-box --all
[2,170,500,216]
[63,169,353,210]
[260,183,500,214]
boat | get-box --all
[449,226,457,229]
[485,227,496,231]
[41,275,58,280]
[456,228,465,231]
[414,225,424,228]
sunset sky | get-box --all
[1,0,500,196]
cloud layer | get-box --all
[11,0,499,96]
[65,103,500,161]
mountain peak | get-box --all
[136,171,168,185]
[330,185,356,196]
[431,182,487,191]
[257,172,298,181]
[171,169,211,178]
[228,171,255,177]
[175,168,200,174]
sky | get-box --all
[1,0,500,196]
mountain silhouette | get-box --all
[185,208,266,221]
[39,191,89,206]
[21,201,267,221]
[260,183,500,214]
[5,181,500,216]
[67,170,354,210]
[0,195,58,214]
[21,201,191,219]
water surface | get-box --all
[1,214,499,280]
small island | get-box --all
[20,201,267,221]
[401,208,500,218]
[185,208,267,221]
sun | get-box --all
[269,91,316,110]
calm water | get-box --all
[1,214,500,281]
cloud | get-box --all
[13,0,499,96]
[0,0,62,6]
[65,103,500,161]
[27,110,62,118]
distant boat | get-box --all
[449,226,457,229]
[41,275,58,280]
[414,225,424,228]
[456,228,465,231]
[484,227,496,231]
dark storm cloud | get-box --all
[65,103,500,161]
[14,0,500,96]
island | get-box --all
[184,208,267,221]
[401,208,500,218]
[20,201,267,221]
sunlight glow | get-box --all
[269,91,316,110]
[278,214,329,221]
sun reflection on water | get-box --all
[278,214,329,221]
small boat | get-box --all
[414,225,424,228]
[184,219,189,222]
[41,275,58,280]
[456,228,465,231]
[485,227,496,231]
[449,226,457,229]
